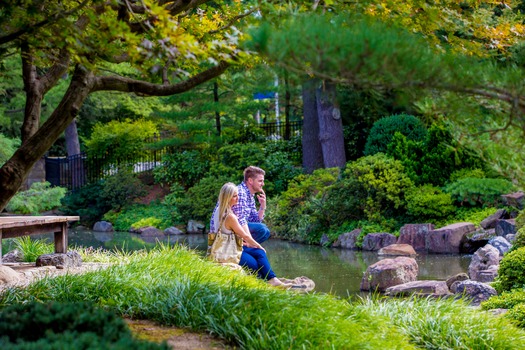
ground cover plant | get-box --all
[1,245,524,349]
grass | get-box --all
[1,244,524,349]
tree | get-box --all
[0,0,256,210]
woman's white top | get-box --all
[212,208,233,234]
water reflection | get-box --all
[34,229,472,297]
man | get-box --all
[232,166,271,244]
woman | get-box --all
[210,182,289,287]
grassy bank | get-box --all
[1,245,524,349]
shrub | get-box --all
[100,170,147,210]
[6,181,67,214]
[449,168,486,182]
[405,185,455,219]
[443,177,516,207]
[153,150,209,189]
[61,182,109,227]
[512,227,525,250]
[515,210,525,231]
[492,247,525,293]
[364,113,427,156]
[12,236,54,262]
[0,301,168,349]
[103,203,180,231]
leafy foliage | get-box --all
[6,182,66,214]
[0,133,19,166]
[61,182,109,227]
[12,236,53,262]
[444,177,516,207]
[100,170,147,211]
[492,247,525,293]
[364,113,427,156]
[405,185,455,219]
[0,301,168,349]
[153,150,210,189]
[103,203,180,232]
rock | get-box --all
[319,234,331,246]
[468,244,500,282]
[0,265,20,284]
[454,280,497,306]
[446,273,469,293]
[333,229,361,249]
[165,227,184,236]
[135,226,164,237]
[506,234,516,243]
[489,236,512,256]
[480,209,508,229]
[36,251,82,268]
[495,219,516,236]
[93,221,114,232]
[461,229,496,254]
[385,280,451,297]
[427,222,476,254]
[397,223,434,251]
[360,257,418,292]
[501,191,524,209]
[2,249,24,263]
[187,220,205,234]
[362,233,397,251]
[378,244,417,257]
[279,276,316,293]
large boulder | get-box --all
[454,280,497,306]
[187,220,205,234]
[93,221,114,232]
[2,249,24,263]
[468,244,500,282]
[461,229,496,254]
[495,219,516,237]
[446,273,470,293]
[362,233,397,251]
[36,251,82,268]
[165,227,184,236]
[501,191,524,210]
[489,236,512,256]
[397,224,434,251]
[378,244,417,257]
[385,280,451,297]
[480,209,508,229]
[427,222,476,254]
[360,257,418,292]
[134,226,164,237]
[333,229,361,249]
[0,265,21,284]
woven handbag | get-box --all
[207,215,243,264]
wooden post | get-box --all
[54,222,68,254]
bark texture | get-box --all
[301,79,324,173]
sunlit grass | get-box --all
[1,244,524,349]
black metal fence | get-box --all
[45,121,303,191]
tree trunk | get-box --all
[301,79,324,173]
[0,66,93,210]
[65,119,85,188]
[316,81,346,168]
[284,73,291,141]
[65,120,81,156]
[213,81,221,135]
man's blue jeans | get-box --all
[248,222,271,244]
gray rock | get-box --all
[462,229,496,254]
[468,244,500,282]
[187,220,205,234]
[165,227,184,235]
[36,251,82,268]
[2,249,24,263]
[446,273,469,291]
[480,209,507,229]
[506,234,516,243]
[93,221,114,232]
[398,223,434,251]
[385,280,451,297]
[489,236,512,256]
[455,280,497,306]
[360,257,418,292]
[362,233,397,251]
[495,219,516,236]
[0,265,20,284]
[501,191,524,209]
[135,226,164,237]
[427,222,476,254]
[333,229,361,249]
[378,244,417,257]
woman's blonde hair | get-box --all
[216,182,238,227]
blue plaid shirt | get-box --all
[210,181,262,232]
[232,181,262,226]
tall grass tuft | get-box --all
[1,244,524,349]
[13,236,54,262]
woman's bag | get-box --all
[207,230,243,264]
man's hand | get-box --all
[257,189,266,210]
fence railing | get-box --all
[46,121,303,190]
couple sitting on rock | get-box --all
[210,166,301,288]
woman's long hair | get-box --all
[216,182,237,228]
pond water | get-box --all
[27,229,472,297]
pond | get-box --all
[27,228,472,297]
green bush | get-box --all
[364,113,427,156]
[13,236,54,262]
[405,184,455,219]
[515,210,525,231]
[482,289,525,311]
[492,247,525,293]
[340,153,414,225]
[103,202,180,231]
[100,170,147,211]
[443,177,516,207]
[0,133,19,166]
[153,150,210,189]
[61,182,110,227]
[0,301,168,349]
[175,174,234,223]
[449,168,486,182]
[6,181,67,214]
[512,227,525,250]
